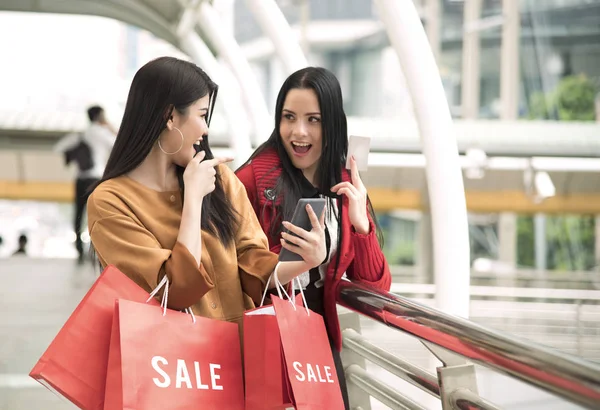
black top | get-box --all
[296,175,335,318]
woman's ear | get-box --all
[163,104,175,130]
[165,116,174,131]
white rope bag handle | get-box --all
[147,275,196,323]
[259,262,310,316]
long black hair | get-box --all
[97,56,238,245]
[241,66,383,249]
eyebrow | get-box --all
[198,107,209,112]
[282,109,321,116]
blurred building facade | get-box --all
[0,0,599,282]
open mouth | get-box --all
[291,141,311,154]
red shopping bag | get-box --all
[29,265,159,410]
[104,298,244,410]
[244,304,294,410]
[272,295,345,410]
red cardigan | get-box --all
[236,148,391,351]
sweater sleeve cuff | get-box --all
[162,241,215,310]
[240,252,279,305]
[350,219,386,282]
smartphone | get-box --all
[278,198,327,262]
[345,135,371,171]
[194,140,208,157]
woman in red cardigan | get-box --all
[236,67,391,408]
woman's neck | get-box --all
[302,165,319,187]
[127,146,179,192]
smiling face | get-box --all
[160,95,210,166]
[279,88,323,184]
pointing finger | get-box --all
[203,156,234,168]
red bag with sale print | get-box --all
[244,274,294,410]
[272,292,344,410]
[244,271,344,410]
[104,278,244,410]
[29,265,159,410]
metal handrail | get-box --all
[345,364,427,410]
[450,389,502,410]
[342,328,440,398]
[336,280,600,409]
[389,283,600,301]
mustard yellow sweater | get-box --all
[87,164,278,330]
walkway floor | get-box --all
[0,257,588,410]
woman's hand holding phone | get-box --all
[280,204,326,269]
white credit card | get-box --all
[346,135,371,171]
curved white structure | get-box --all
[244,0,308,73]
[197,2,272,145]
[373,0,471,317]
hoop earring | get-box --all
[158,127,184,155]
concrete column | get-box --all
[534,213,547,271]
[416,211,434,284]
[500,0,521,120]
[595,216,600,265]
[497,212,517,267]
[461,0,482,119]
